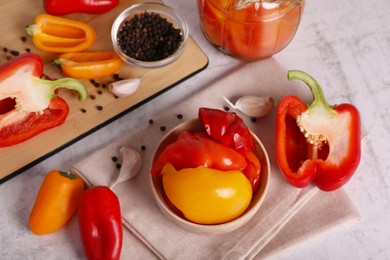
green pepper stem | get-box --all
[59,170,78,180]
[25,24,36,37]
[287,70,333,112]
[35,77,88,101]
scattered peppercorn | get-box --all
[21,36,27,42]
[141,145,146,151]
[148,119,154,125]
[97,90,103,95]
[3,47,8,52]
[80,108,87,113]
[25,48,31,53]
[251,117,257,123]
[10,50,19,56]
[117,11,183,62]
[6,55,12,60]
[177,113,183,119]
[116,163,121,169]
[96,105,103,111]
[112,156,118,162]
[160,126,166,132]
[113,73,120,81]
[89,94,96,100]
[223,106,230,112]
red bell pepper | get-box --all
[151,131,248,177]
[1,97,69,147]
[44,0,119,16]
[78,186,123,260]
[0,53,87,147]
[198,107,255,154]
[276,70,361,191]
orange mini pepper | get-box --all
[26,14,96,53]
[53,51,123,79]
[29,170,84,235]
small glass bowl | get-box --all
[111,2,189,69]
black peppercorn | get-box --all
[117,11,183,62]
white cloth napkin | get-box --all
[71,58,360,259]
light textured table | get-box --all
[1,0,390,259]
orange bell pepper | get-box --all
[26,14,96,53]
[53,51,123,79]
[29,170,85,235]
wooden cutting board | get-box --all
[0,0,208,182]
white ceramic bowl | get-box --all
[149,119,270,235]
[111,2,189,69]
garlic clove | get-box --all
[224,95,276,118]
[109,146,142,190]
[109,78,141,98]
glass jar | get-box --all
[198,0,304,60]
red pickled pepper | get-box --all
[151,131,248,177]
[152,108,262,193]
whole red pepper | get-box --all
[198,107,255,154]
[78,186,123,260]
[151,131,248,177]
[276,70,361,191]
[44,0,119,16]
[0,53,87,147]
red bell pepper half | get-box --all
[78,186,123,260]
[0,97,69,147]
[198,107,255,154]
[0,53,87,147]
[44,0,119,16]
[276,70,361,191]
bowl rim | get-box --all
[111,2,189,69]
[149,118,271,235]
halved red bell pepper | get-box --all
[44,0,119,16]
[198,107,255,154]
[276,70,361,191]
[78,186,123,260]
[0,53,87,147]
[151,131,248,177]
[1,97,69,147]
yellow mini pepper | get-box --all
[26,14,96,53]
[29,170,84,235]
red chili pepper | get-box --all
[44,0,119,16]
[0,53,87,147]
[276,70,361,191]
[198,107,255,154]
[151,131,248,177]
[78,186,123,260]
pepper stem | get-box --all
[288,70,336,155]
[35,77,88,102]
[59,170,78,180]
[287,70,332,112]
